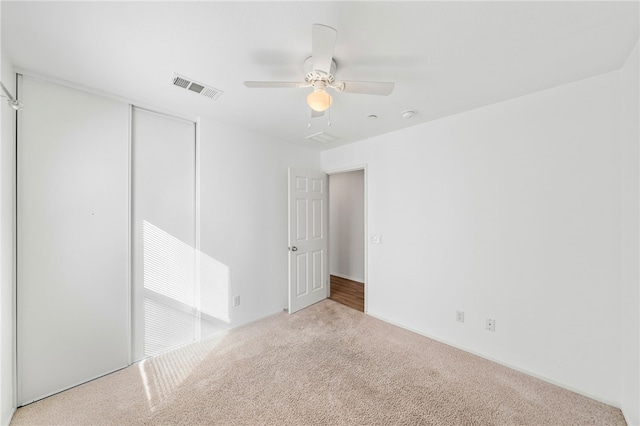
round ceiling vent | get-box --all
[401,110,417,119]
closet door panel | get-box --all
[131,107,196,361]
[17,77,129,405]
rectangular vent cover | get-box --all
[306,131,337,144]
[171,73,223,100]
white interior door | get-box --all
[288,168,328,314]
[17,76,130,405]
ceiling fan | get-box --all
[244,24,395,116]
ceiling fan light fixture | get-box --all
[307,88,332,112]
[245,24,395,117]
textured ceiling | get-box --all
[2,1,638,150]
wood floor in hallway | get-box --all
[329,275,364,312]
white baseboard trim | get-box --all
[622,406,638,426]
[232,309,287,328]
[366,312,621,409]
[329,272,364,284]
[179,309,286,351]
[2,407,15,426]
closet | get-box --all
[17,76,197,405]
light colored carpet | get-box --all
[12,299,625,425]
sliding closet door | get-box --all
[17,77,130,405]
[131,108,196,361]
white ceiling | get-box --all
[2,1,638,150]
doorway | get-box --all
[328,168,366,312]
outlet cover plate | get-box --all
[485,318,495,331]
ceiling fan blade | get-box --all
[312,24,337,75]
[339,81,395,96]
[310,109,325,118]
[244,81,306,89]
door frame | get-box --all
[325,164,368,314]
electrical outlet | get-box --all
[233,295,240,307]
[485,318,495,332]
[371,234,382,244]
[456,311,465,323]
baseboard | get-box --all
[622,406,639,426]
[231,309,286,329]
[128,308,286,368]
[2,407,15,426]
[190,309,286,346]
[366,312,620,409]
[330,272,364,284]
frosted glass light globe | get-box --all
[307,89,332,112]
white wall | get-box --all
[322,71,624,405]
[0,43,17,426]
[199,119,319,326]
[621,41,640,426]
[329,170,365,283]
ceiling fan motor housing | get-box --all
[304,56,337,85]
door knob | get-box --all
[291,246,298,252]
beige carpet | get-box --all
[12,300,625,425]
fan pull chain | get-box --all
[327,105,331,127]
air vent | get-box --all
[171,73,223,101]
[306,131,337,144]
[173,76,190,89]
